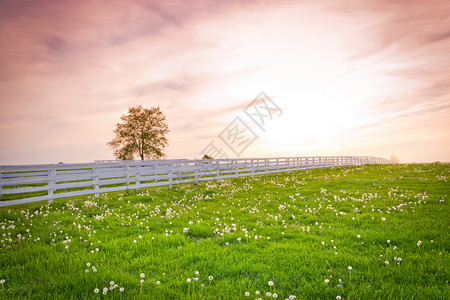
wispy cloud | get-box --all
[0,0,448,164]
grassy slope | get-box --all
[0,163,449,299]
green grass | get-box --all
[0,163,449,299]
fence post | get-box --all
[169,170,173,188]
[136,164,141,190]
[251,159,255,177]
[0,166,2,200]
[125,162,130,188]
[93,164,99,198]
[195,161,199,184]
[48,167,56,204]
[216,161,220,180]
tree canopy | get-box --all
[107,105,169,160]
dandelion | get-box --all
[268,281,274,286]
[208,276,213,280]
[193,277,199,281]
[110,281,114,286]
[325,279,329,283]
[139,235,142,239]
[382,217,386,221]
[273,293,278,298]
[86,262,91,267]
[0,279,5,284]
[195,271,199,275]
[245,292,250,296]
[289,296,296,300]
[266,292,272,297]
[357,235,361,238]
[133,240,137,243]
[140,279,144,284]
[140,273,145,278]
[417,240,422,246]
[256,291,260,295]
[385,261,389,265]
[387,240,390,244]
[187,278,191,283]
[336,296,342,300]
[156,281,160,285]
[103,287,108,294]
[85,269,89,273]
[348,266,352,270]
[119,287,124,292]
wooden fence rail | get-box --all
[0,156,392,207]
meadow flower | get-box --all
[256,291,260,295]
[110,281,114,286]
[325,279,329,283]
[208,276,213,280]
[94,288,99,293]
[348,266,352,270]
[187,278,191,283]
[140,279,144,284]
[86,262,90,267]
[387,240,390,244]
[245,291,250,296]
[156,281,160,285]
[289,296,296,300]
[133,240,137,243]
[357,235,361,238]
[140,273,145,278]
[266,292,271,297]
[195,271,199,275]
[273,293,278,298]
[385,261,389,265]
[0,279,5,284]
[417,240,422,246]
[336,296,341,300]
[193,277,199,281]
[268,281,274,286]
[119,287,124,292]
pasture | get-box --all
[0,163,449,299]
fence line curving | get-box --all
[0,156,392,207]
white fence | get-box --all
[0,156,391,207]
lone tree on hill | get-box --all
[107,105,169,160]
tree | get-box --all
[202,154,213,159]
[390,153,400,164]
[107,105,169,160]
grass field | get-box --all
[0,163,449,299]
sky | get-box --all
[0,0,449,165]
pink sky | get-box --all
[0,0,449,164]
